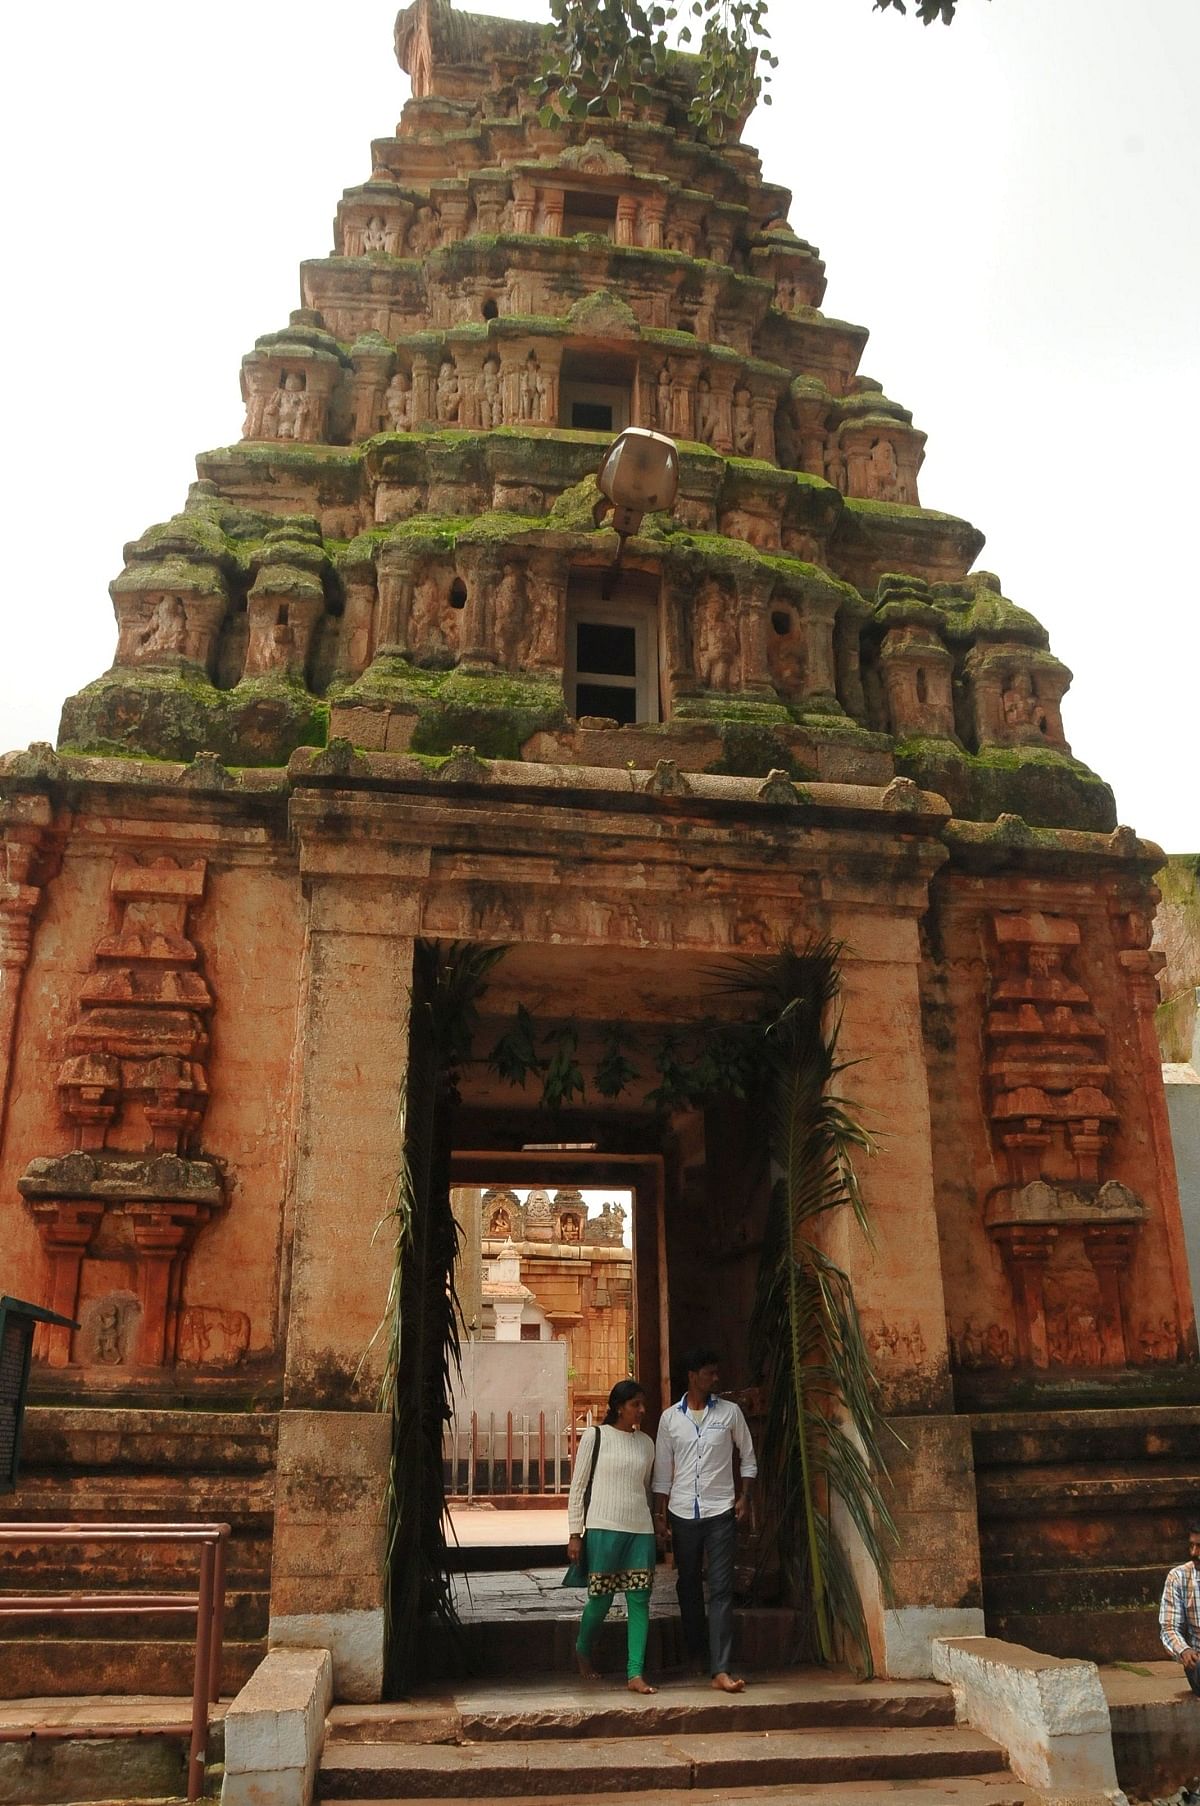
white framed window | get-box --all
[566,592,661,724]
[559,378,631,435]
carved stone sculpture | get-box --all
[435,359,462,423]
[137,596,189,661]
[696,583,739,689]
[732,387,755,456]
[385,371,412,431]
[477,355,503,428]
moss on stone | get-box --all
[58,666,328,769]
[893,736,1116,832]
[706,721,815,780]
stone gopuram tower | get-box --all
[1,0,1195,1702]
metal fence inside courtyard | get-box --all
[444,1408,594,1499]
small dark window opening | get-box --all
[575,683,639,725]
[577,621,637,678]
[482,297,499,321]
[563,191,619,238]
[520,1322,541,1342]
[449,578,468,609]
[916,668,928,703]
[571,400,614,432]
[771,610,792,636]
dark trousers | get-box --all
[1185,1656,1200,1695]
[669,1507,737,1676]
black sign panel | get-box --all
[0,1297,79,1494]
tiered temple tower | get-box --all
[2,0,1195,1701]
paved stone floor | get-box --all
[449,1506,568,1547]
[451,1563,677,1621]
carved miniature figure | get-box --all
[774,276,797,313]
[656,364,674,434]
[274,373,308,441]
[696,375,718,447]
[489,1206,512,1236]
[696,584,739,689]
[93,1301,124,1365]
[477,355,503,428]
[1002,670,1049,733]
[361,214,393,253]
[732,386,755,455]
[137,595,189,660]
[436,359,462,423]
[525,567,562,668]
[385,370,412,431]
[560,1213,581,1243]
[491,560,526,665]
[824,442,847,493]
[406,205,440,255]
[409,570,453,659]
[868,436,900,499]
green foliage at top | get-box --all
[533,0,970,142]
[533,0,778,141]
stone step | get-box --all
[328,1782,1031,1806]
[984,1602,1166,1664]
[422,1605,802,1681]
[0,1585,269,1642]
[971,1405,1200,1469]
[0,1635,263,1700]
[981,1561,1169,1614]
[975,1459,1200,1517]
[317,1724,1010,1799]
[327,1673,957,1746]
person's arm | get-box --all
[732,1404,757,1524]
[1160,1569,1195,1663]
[652,1413,674,1528]
[567,1427,596,1556]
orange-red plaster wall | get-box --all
[0,830,304,1372]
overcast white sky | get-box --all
[2,0,1195,849]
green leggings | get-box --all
[576,1587,651,1680]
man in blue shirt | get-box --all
[1160,1524,1200,1695]
[652,1346,757,1693]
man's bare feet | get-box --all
[627,1675,657,1694]
[712,1671,745,1693]
[576,1652,601,1681]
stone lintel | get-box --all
[18,1150,224,1207]
[985,1180,1147,1230]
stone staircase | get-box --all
[0,1406,275,1698]
[973,1403,1200,1661]
[316,1674,1031,1804]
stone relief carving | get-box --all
[435,358,462,423]
[732,387,755,456]
[385,370,413,431]
[696,582,740,690]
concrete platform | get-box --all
[1101,1659,1200,1797]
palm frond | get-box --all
[737,938,894,1673]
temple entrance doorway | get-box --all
[445,1150,658,1559]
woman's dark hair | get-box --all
[603,1379,645,1425]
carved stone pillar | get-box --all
[640,195,667,250]
[374,549,420,657]
[0,796,54,1146]
[350,346,393,441]
[993,1225,1057,1368]
[1083,1225,1139,1366]
[524,548,571,672]
[750,382,778,463]
[410,352,438,428]
[129,1203,208,1366]
[540,188,564,236]
[511,179,537,235]
[435,188,471,244]
[241,365,277,441]
[801,598,840,702]
[456,546,501,668]
[661,571,697,702]
[27,1201,104,1366]
[734,573,776,697]
[615,194,639,247]
[706,368,736,455]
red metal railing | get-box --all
[0,1520,230,1801]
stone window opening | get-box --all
[566,572,661,725]
[562,189,619,239]
[771,609,792,636]
[559,348,633,436]
[449,577,468,610]
[916,667,929,704]
[481,297,499,321]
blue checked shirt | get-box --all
[652,1393,757,1520]
[1159,1561,1200,1658]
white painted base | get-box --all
[222,1647,332,1806]
[883,1605,986,1679]
[269,1608,384,1704]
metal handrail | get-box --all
[0,1520,230,1801]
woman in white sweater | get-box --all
[566,1378,657,1693]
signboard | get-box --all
[0,1296,79,1494]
